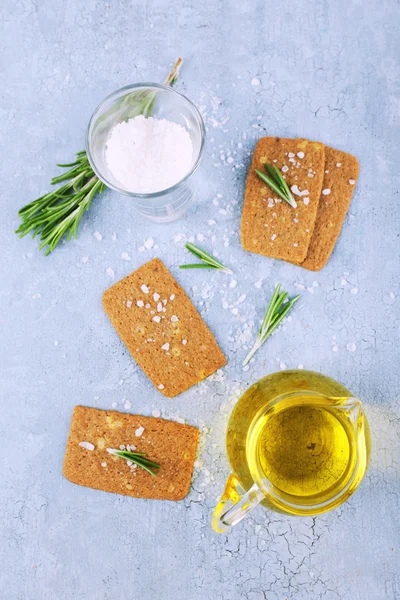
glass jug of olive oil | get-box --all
[212,370,371,533]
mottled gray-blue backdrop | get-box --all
[1,1,399,599]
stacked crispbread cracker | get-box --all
[241,137,359,271]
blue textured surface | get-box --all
[1,1,399,599]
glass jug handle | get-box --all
[212,474,265,533]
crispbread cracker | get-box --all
[63,406,199,501]
[102,258,226,398]
[241,137,325,263]
[300,146,359,271]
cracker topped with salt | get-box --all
[102,258,226,397]
[241,137,325,263]
[63,406,199,501]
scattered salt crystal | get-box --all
[137,300,144,307]
[171,315,179,322]
[282,165,289,173]
[157,385,164,391]
[145,303,150,309]
[341,279,347,286]
[176,417,185,424]
[157,302,163,312]
[336,163,342,167]
[119,445,125,450]
[255,279,263,289]
[347,342,357,353]
[297,364,304,369]
[121,251,131,261]
[279,362,286,369]
[219,208,227,215]
[54,340,59,346]
[251,77,260,86]
[230,280,237,288]
[141,284,149,294]
[227,156,234,164]
[243,365,249,372]
[288,152,295,158]
[307,287,314,294]
[351,288,358,295]
[332,344,339,352]
[293,243,298,247]
[153,293,160,301]
[135,426,144,437]
[106,268,115,277]
[293,218,299,223]
[32,293,41,299]
[182,339,187,345]
[349,179,355,185]
[271,234,277,241]
[101,462,107,468]
[161,343,170,351]
[222,301,229,310]
[79,441,94,451]
[144,237,154,249]
[303,198,310,205]
[81,256,89,263]
[93,231,102,241]
[238,294,246,303]
[208,219,216,226]
[170,294,175,301]
[111,402,118,408]
[297,152,305,159]
[197,233,205,242]
[152,409,161,417]
[152,316,161,323]
[124,400,131,409]
[126,300,132,308]
[231,308,239,315]
[322,189,331,196]
[111,232,117,241]
[291,185,309,197]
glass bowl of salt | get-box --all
[86,83,205,222]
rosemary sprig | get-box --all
[180,242,232,274]
[255,163,297,208]
[106,448,160,477]
[16,58,183,255]
[243,284,300,366]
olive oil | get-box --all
[254,401,351,497]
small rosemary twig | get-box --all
[107,448,160,477]
[243,284,300,366]
[180,242,232,274]
[255,163,297,208]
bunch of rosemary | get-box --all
[15,59,183,255]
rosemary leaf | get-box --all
[243,284,300,366]
[107,448,160,477]
[255,164,297,209]
[180,242,232,274]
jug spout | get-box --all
[330,396,364,430]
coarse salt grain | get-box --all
[182,339,188,345]
[141,284,149,294]
[137,300,144,307]
[121,251,131,261]
[153,293,160,301]
[170,294,175,301]
[93,231,102,241]
[135,426,144,437]
[105,115,193,194]
[152,409,161,417]
[303,198,310,205]
[152,316,161,323]
[144,237,154,249]
[79,441,94,451]
[349,179,355,185]
[297,151,305,159]
[271,234,277,241]
[158,385,164,391]
[161,343,170,351]
[322,189,331,195]
[106,268,115,277]
[126,300,132,308]
[171,315,179,322]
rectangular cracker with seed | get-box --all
[102,258,226,398]
[241,137,325,263]
[299,146,359,271]
[63,406,199,501]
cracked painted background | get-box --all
[1,1,399,599]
